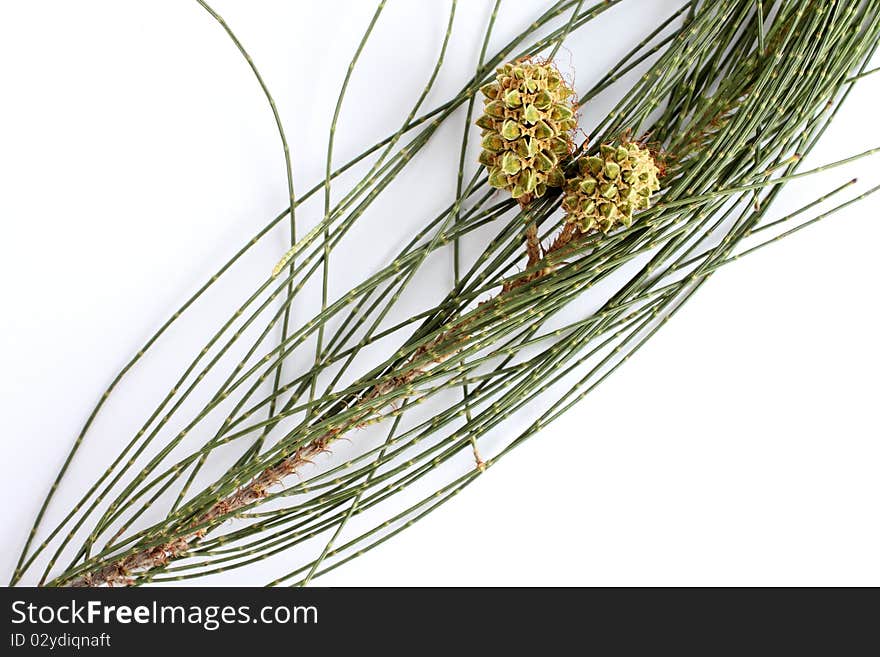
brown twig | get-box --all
[64,298,485,587]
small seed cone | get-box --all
[562,141,660,233]
[477,60,577,202]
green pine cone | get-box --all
[477,60,578,202]
[562,142,660,233]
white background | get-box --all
[1,1,878,586]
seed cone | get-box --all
[562,142,661,233]
[477,60,578,202]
